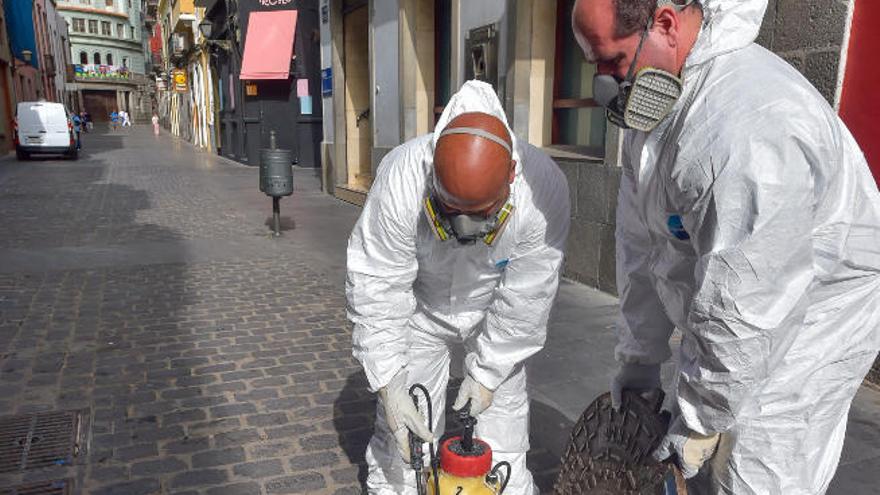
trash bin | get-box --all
[259,131,296,236]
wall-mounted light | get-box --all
[21,49,33,63]
[197,20,213,39]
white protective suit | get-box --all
[614,1,880,494]
[347,81,570,494]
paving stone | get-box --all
[264,472,327,494]
[171,469,229,488]
[233,459,285,479]
[192,447,247,468]
[206,483,262,495]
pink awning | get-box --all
[240,10,298,80]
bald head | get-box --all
[433,112,515,214]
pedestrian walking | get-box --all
[70,113,82,150]
[572,0,880,493]
[151,113,160,136]
[109,110,119,131]
[84,111,92,131]
[79,112,89,133]
[122,110,132,127]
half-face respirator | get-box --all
[592,0,695,131]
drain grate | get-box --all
[0,479,71,495]
[0,410,88,474]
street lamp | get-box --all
[197,20,230,51]
[197,20,213,39]
[21,50,32,64]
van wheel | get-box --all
[16,150,29,161]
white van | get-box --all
[14,101,78,160]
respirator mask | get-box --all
[593,0,693,132]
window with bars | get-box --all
[551,0,606,150]
[101,21,111,36]
[88,20,98,34]
[106,0,114,6]
[117,23,124,37]
[130,26,135,39]
[72,18,85,32]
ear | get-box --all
[653,6,680,47]
[508,160,516,184]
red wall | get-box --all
[839,0,880,185]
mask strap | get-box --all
[438,127,512,156]
[624,24,652,83]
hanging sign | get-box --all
[172,69,189,92]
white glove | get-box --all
[453,374,494,417]
[610,362,661,409]
[653,416,721,479]
[378,370,435,462]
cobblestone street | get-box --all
[0,127,375,494]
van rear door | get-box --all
[17,102,70,148]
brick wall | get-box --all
[756,0,850,105]
[558,157,620,295]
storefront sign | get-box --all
[245,83,258,96]
[172,69,188,92]
[258,0,293,6]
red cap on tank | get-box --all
[439,436,493,478]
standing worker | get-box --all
[151,113,160,136]
[572,0,880,493]
[346,81,570,494]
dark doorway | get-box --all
[82,90,117,122]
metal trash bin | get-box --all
[259,131,296,236]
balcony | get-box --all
[73,64,134,82]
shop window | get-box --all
[93,52,101,64]
[101,21,111,36]
[79,51,88,64]
[107,53,113,65]
[88,20,98,34]
[552,0,606,151]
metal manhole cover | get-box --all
[0,479,72,495]
[0,410,89,474]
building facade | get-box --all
[193,0,322,165]
[0,0,15,152]
[4,0,42,103]
[58,0,152,121]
